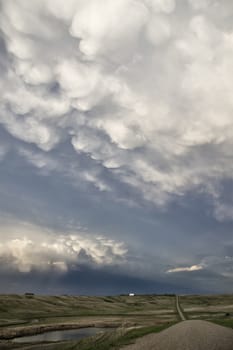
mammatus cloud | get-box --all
[166,264,203,273]
[1,1,233,294]
[0,221,127,273]
[0,0,233,217]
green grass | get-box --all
[7,323,175,350]
[111,323,175,348]
[0,323,176,350]
[0,294,176,327]
[179,294,233,308]
[0,294,178,349]
[178,294,233,325]
[210,319,233,329]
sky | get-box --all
[0,0,233,295]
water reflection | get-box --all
[13,327,110,343]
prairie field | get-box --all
[179,294,233,328]
[0,294,177,350]
[0,294,232,350]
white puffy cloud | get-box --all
[16,61,54,85]
[0,0,233,219]
[70,0,148,58]
[166,255,233,281]
[18,147,58,172]
[0,221,127,273]
[144,0,176,14]
[166,264,204,273]
[145,16,171,45]
[55,60,110,111]
[188,0,212,11]
[2,114,60,152]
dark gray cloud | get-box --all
[0,264,216,296]
[0,263,230,296]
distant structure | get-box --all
[24,293,34,296]
[129,293,135,297]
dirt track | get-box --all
[122,320,233,350]
[176,295,186,321]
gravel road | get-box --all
[122,320,233,350]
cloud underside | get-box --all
[0,217,233,294]
[0,0,232,217]
[1,1,233,294]
[0,221,127,273]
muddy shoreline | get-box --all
[0,321,122,340]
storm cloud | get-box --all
[0,0,233,294]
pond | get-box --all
[13,327,111,343]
